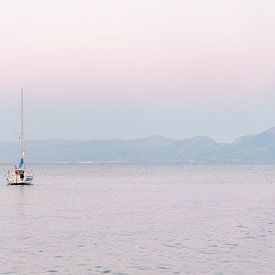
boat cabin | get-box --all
[15,169,25,180]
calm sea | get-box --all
[0,164,274,275]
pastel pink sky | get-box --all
[0,0,275,141]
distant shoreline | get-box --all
[1,127,275,164]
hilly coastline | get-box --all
[2,127,275,164]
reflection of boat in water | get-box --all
[6,89,34,185]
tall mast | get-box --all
[20,88,25,160]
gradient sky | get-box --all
[0,0,275,142]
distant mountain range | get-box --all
[2,127,275,164]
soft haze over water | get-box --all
[0,164,274,274]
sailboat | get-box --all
[6,89,34,185]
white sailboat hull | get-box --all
[6,170,34,185]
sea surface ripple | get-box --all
[0,164,274,274]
